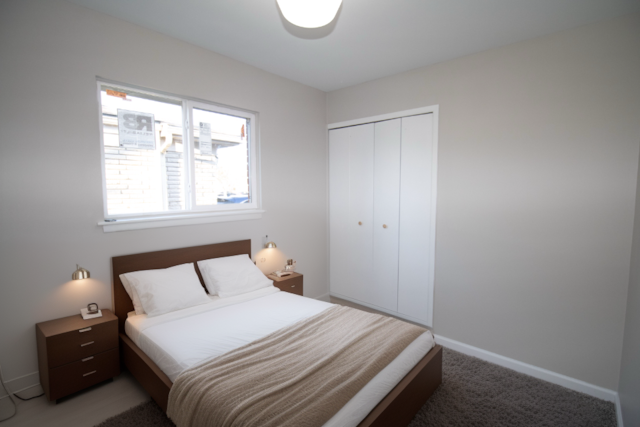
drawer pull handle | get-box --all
[83,370,97,377]
[82,356,94,362]
[79,327,92,333]
[291,285,295,288]
[80,341,94,347]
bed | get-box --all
[112,239,442,427]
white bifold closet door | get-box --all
[329,113,435,326]
[371,119,401,311]
[347,124,375,304]
[329,124,375,302]
[398,114,434,323]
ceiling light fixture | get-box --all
[276,0,342,29]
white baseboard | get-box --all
[313,293,331,302]
[0,371,41,400]
[615,394,624,427]
[434,334,619,403]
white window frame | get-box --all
[95,79,263,232]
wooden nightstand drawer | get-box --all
[270,273,303,296]
[275,280,303,295]
[47,321,118,368]
[48,348,120,401]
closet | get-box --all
[329,112,436,326]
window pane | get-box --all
[192,108,250,206]
[100,86,184,215]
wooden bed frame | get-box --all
[112,239,442,427]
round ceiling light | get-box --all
[276,0,342,28]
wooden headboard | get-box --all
[112,239,251,333]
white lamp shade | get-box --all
[277,0,342,28]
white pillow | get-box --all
[123,263,210,317]
[119,274,146,315]
[197,254,273,298]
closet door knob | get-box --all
[383,224,388,229]
[358,221,362,226]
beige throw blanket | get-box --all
[167,305,426,427]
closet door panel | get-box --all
[329,127,351,297]
[372,119,401,311]
[348,124,375,303]
[398,114,434,324]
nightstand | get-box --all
[36,309,120,401]
[268,272,303,296]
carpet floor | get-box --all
[95,348,616,427]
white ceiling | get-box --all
[68,0,640,92]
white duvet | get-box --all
[125,287,435,427]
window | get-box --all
[97,81,261,231]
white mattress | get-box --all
[125,287,435,427]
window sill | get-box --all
[98,209,265,233]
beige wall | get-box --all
[619,145,640,425]
[327,13,640,389]
[0,0,327,384]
